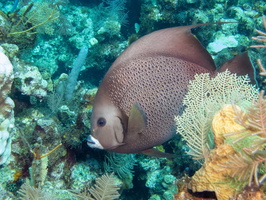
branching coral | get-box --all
[222,148,266,187]
[19,173,121,200]
[17,179,45,200]
[250,15,266,48]
[250,15,266,86]
[88,173,121,200]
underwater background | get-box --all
[0,0,266,199]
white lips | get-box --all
[87,135,104,149]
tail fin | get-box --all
[217,52,258,86]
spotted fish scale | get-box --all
[101,56,211,153]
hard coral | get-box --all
[0,47,15,165]
[13,62,48,99]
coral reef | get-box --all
[188,105,246,200]
[175,73,266,199]
[0,0,265,200]
[175,70,257,161]
[186,101,266,200]
[0,1,60,49]
[250,15,266,90]
[139,157,177,199]
[104,152,136,189]
[13,62,49,99]
[70,161,99,192]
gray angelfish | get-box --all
[87,23,255,155]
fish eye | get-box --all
[97,117,106,127]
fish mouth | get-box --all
[87,135,104,149]
[87,138,95,145]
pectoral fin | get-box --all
[127,103,147,135]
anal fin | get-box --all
[217,52,257,85]
[142,148,174,159]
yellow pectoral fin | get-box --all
[127,103,147,135]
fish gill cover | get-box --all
[0,0,265,200]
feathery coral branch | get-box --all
[250,15,266,48]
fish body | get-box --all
[88,24,254,154]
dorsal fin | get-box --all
[113,23,227,72]
[142,148,174,159]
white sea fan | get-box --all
[175,70,258,161]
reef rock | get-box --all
[13,62,48,99]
